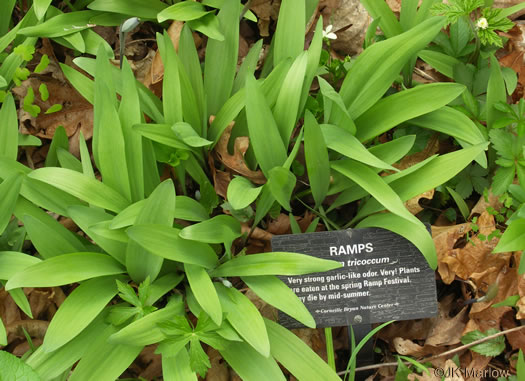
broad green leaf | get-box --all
[26,312,108,380]
[94,46,131,201]
[187,13,224,41]
[355,83,466,142]
[133,123,188,150]
[418,49,460,78]
[185,263,222,325]
[60,62,94,104]
[119,58,144,202]
[487,55,507,129]
[216,283,270,357]
[243,276,315,328]
[494,219,525,254]
[88,0,167,19]
[163,350,197,381]
[179,25,205,134]
[409,106,487,167]
[267,167,296,211]
[447,186,469,220]
[69,323,143,381]
[203,0,239,115]
[172,122,212,147]
[158,32,183,125]
[0,351,40,381]
[7,286,32,318]
[0,251,41,280]
[68,206,126,265]
[210,252,342,277]
[220,341,285,381]
[19,10,103,37]
[110,196,207,229]
[245,76,287,176]
[126,179,175,283]
[57,148,83,172]
[299,17,323,114]
[43,276,121,352]
[17,134,41,147]
[233,39,263,94]
[158,2,211,22]
[180,215,241,245]
[147,273,184,305]
[28,167,130,212]
[0,94,18,160]
[273,0,305,67]
[408,106,486,144]
[127,225,218,268]
[331,159,419,224]
[0,0,16,36]
[340,16,445,119]
[265,318,341,381]
[400,0,419,30]
[5,253,125,290]
[322,124,396,171]
[0,315,5,346]
[273,52,308,145]
[81,28,115,58]
[0,174,22,234]
[352,143,489,221]
[23,214,86,259]
[359,0,403,38]
[318,76,356,134]
[227,176,263,210]
[109,297,184,346]
[208,59,292,143]
[356,213,437,269]
[461,329,505,357]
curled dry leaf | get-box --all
[6,320,48,342]
[213,120,266,184]
[406,189,435,215]
[267,213,290,235]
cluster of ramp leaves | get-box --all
[0,0,491,380]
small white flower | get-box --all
[476,17,489,30]
[323,24,337,40]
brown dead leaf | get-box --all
[501,310,525,351]
[425,295,468,347]
[464,353,491,381]
[470,190,503,218]
[378,318,435,342]
[406,189,435,215]
[392,337,441,357]
[241,223,274,241]
[138,347,162,380]
[432,222,472,284]
[214,120,266,184]
[394,133,439,171]
[206,348,229,381]
[13,77,93,155]
[293,328,328,361]
[437,212,509,284]
[267,213,290,235]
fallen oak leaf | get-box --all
[213,119,266,184]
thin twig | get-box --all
[337,325,525,375]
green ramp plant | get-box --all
[0,0,496,378]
